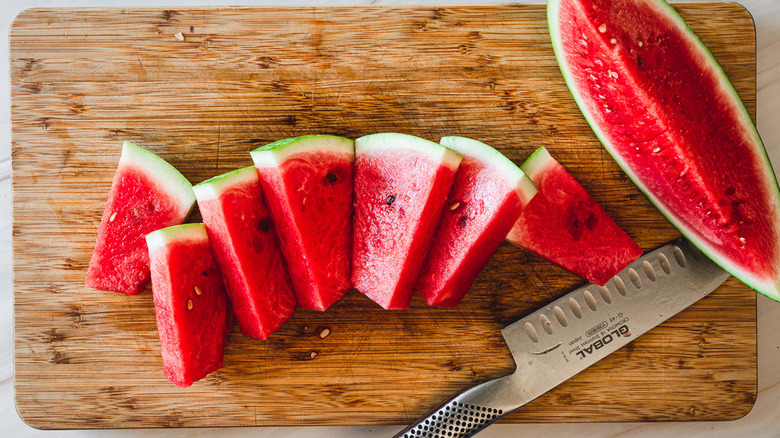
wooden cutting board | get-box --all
[11,3,758,429]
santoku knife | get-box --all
[393,238,730,438]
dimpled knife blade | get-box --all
[393,238,730,438]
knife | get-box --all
[393,238,730,438]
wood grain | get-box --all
[11,3,757,429]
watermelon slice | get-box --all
[85,141,195,295]
[352,133,463,309]
[507,146,642,285]
[549,0,780,300]
[416,136,538,307]
[146,223,232,388]
[193,167,296,340]
[250,135,354,311]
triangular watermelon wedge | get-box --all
[352,133,463,309]
[85,141,195,295]
[549,0,780,300]
[507,146,642,285]
[251,135,354,311]
[194,166,296,340]
[146,223,233,388]
[416,136,538,307]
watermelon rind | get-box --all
[548,0,780,300]
[439,136,537,204]
[250,135,354,167]
[120,141,196,218]
[356,133,462,172]
[192,166,257,201]
[146,223,207,256]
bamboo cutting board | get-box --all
[11,3,758,429]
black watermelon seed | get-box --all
[326,172,337,182]
[387,195,396,206]
[260,219,270,232]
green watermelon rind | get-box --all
[146,223,208,256]
[250,135,354,168]
[356,133,463,172]
[439,136,537,204]
[548,0,780,300]
[519,146,554,179]
[120,141,196,218]
[193,166,257,201]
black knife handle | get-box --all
[392,375,518,438]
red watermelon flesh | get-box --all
[146,223,232,388]
[507,147,642,285]
[549,0,780,299]
[352,133,462,309]
[417,136,538,307]
[194,167,296,340]
[85,141,195,295]
[251,135,354,311]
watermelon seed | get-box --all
[194,286,201,296]
[326,172,337,182]
[739,237,746,244]
[187,299,193,310]
[610,38,617,45]
[109,212,117,222]
[317,327,331,339]
[637,58,644,66]
[449,202,460,210]
[638,41,644,47]
[260,220,270,232]
[386,195,396,206]
[309,351,318,359]
[598,23,607,33]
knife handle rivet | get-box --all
[658,253,672,274]
[569,297,583,318]
[583,290,597,311]
[629,268,642,289]
[599,286,612,303]
[673,246,687,267]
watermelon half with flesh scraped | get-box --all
[549,0,780,299]
[85,141,195,295]
[146,223,232,388]
[250,135,354,311]
[507,146,642,285]
[352,133,463,309]
[194,166,296,340]
[416,136,538,307]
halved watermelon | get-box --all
[193,166,296,340]
[416,136,537,307]
[85,141,195,295]
[146,223,232,388]
[507,146,642,285]
[549,0,780,299]
[250,135,354,311]
[352,133,462,309]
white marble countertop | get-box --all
[3,0,780,436]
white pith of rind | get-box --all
[519,146,555,180]
[193,166,258,202]
[548,0,780,300]
[439,136,538,204]
[119,141,196,218]
[356,133,463,171]
[145,223,208,256]
[250,135,355,168]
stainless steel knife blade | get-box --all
[392,238,730,438]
